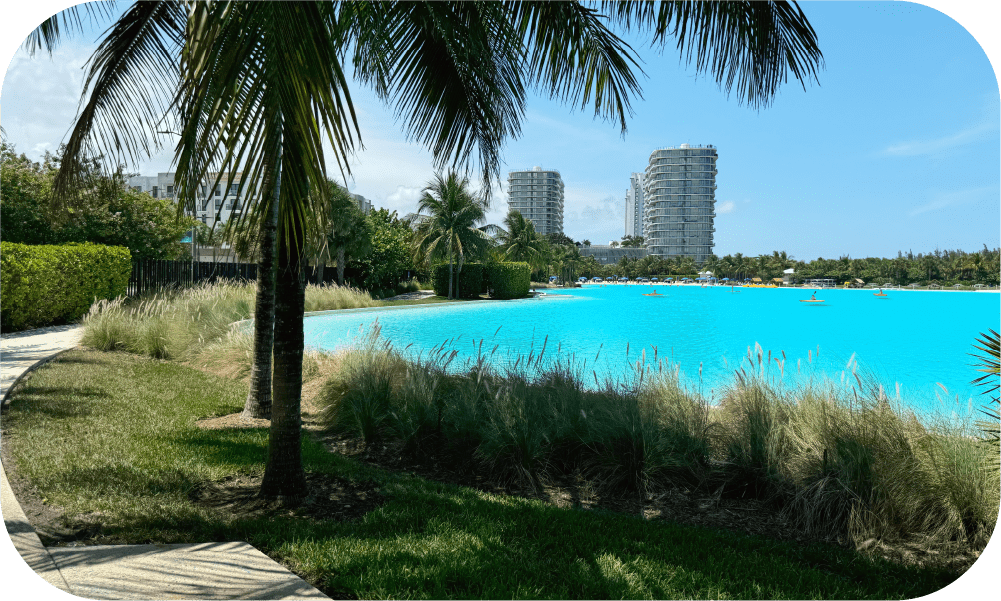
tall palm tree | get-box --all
[411,171,491,300]
[32,0,823,500]
[498,209,547,269]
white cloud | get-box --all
[716,200,736,214]
[883,122,995,157]
[2,44,91,159]
[908,187,993,217]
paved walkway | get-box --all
[2,325,329,600]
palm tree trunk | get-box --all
[448,251,454,300]
[259,215,308,502]
[337,246,345,286]
[242,186,279,420]
[316,260,325,285]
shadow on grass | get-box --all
[172,428,270,469]
[3,384,109,418]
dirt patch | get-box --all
[189,471,383,522]
[196,413,270,430]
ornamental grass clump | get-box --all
[304,282,379,313]
[82,280,376,363]
[779,384,998,546]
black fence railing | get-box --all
[128,258,345,297]
[128,259,258,297]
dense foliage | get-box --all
[347,208,419,291]
[0,143,198,259]
[432,262,486,299]
[0,241,131,331]
[485,261,531,299]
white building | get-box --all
[624,172,644,238]
[506,166,565,236]
[127,172,249,227]
[352,193,372,214]
[643,144,717,263]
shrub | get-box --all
[432,262,485,298]
[485,262,531,299]
[1,242,131,331]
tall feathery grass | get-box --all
[317,334,999,549]
[81,280,377,373]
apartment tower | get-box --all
[624,172,644,238]
[643,144,717,263]
[506,166,565,235]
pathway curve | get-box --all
[1,324,329,600]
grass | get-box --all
[317,339,999,550]
[2,349,965,599]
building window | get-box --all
[167,185,174,195]
[152,186,158,198]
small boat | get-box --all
[800,299,824,303]
[642,293,663,297]
[873,293,888,297]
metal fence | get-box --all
[128,258,346,297]
[128,259,259,297]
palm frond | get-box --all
[174,1,360,256]
[348,2,527,196]
[50,1,186,203]
[606,0,823,109]
[510,0,645,133]
[23,0,119,55]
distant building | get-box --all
[643,144,717,263]
[507,166,565,235]
[579,245,649,266]
[352,193,372,214]
[624,172,644,238]
[127,172,249,227]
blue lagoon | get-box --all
[303,285,1000,416]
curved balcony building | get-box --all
[642,144,717,264]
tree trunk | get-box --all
[242,186,279,420]
[448,257,454,300]
[259,215,308,502]
[316,260,325,285]
[337,246,345,286]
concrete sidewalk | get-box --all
[2,325,330,600]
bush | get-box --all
[433,262,485,298]
[1,242,131,331]
[485,262,531,299]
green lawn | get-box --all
[2,350,961,599]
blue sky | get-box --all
[2,1,998,261]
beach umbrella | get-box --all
[651,277,659,281]
[722,277,729,281]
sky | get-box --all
[2,1,999,263]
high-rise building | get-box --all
[506,166,565,235]
[643,144,717,263]
[624,172,644,238]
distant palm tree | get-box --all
[412,172,491,300]
[309,180,371,286]
[498,210,547,269]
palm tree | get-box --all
[497,210,547,269]
[310,180,371,286]
[411,172,491,300]
[33,0,823,501]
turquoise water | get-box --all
[303,285,1000,416]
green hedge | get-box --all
[486,262,531,299]
[432,262,485,299]
[1,242,131,331]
